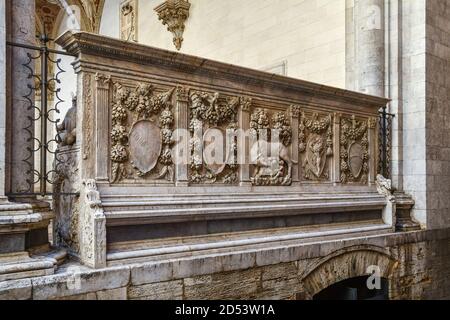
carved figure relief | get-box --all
[189,91,240,184]
[340,115,369,184]
[120,0,138,42]
[299,112,333,181]
[111,82,175,183]
[250,109,295,186]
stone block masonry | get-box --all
[1,228,449,300]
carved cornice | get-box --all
[154,0,191,51]
[55,31,390,110]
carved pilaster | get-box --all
[333,113,341,184]
[80,73,94,179]
[95,73,111,182]
[290,105,301,182]
[239,97,252,186]
[368,117,378,186]
[175,86,189,186]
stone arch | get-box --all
[301,245,399,299]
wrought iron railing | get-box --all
[378,107,394,179]
[6,34,77,196]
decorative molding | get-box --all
[120,0,138,42]
[299,112,333,181]
[154,0,191,51]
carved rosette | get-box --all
[298,112,333,181]
[111,81,175,183]
[250,109,294,186]
[340,115,369,184]
[188,91,240,184]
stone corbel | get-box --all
[154,0,191,51]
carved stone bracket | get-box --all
[340,115,369,184]
[298,111,333,181]
[155,0,191,50]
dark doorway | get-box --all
[313,276,389,300]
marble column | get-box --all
[7,0,37,196]
[354,0,386,97]
[0,0,64,282]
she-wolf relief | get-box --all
[250,109,295,186]
[298,112,333,181]
[189,91,241,184]
[110,81,176,183]
[340,115,370,184]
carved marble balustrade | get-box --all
[55,31,393,268]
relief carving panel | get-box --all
[250,109,294,186]
[299,111,333,181]
[189,91,240,184]
[340,115,369,184]
[111,81,175,183]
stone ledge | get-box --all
[0,278,32,300]
[31,265,130,300]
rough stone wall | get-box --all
[1,229,449,300]
[425,0,450,229]
[99,0,346,88]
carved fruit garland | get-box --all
[340,115,369,184]
[189,91,240,184]
[298,112,333,180]
[111,82,175,183]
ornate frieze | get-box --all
[111,81,175,183]
[250,109,294,186]
[189,91,240,184]
[154,0,191,51]
[299,112,333,181]
[340,115,369,184]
